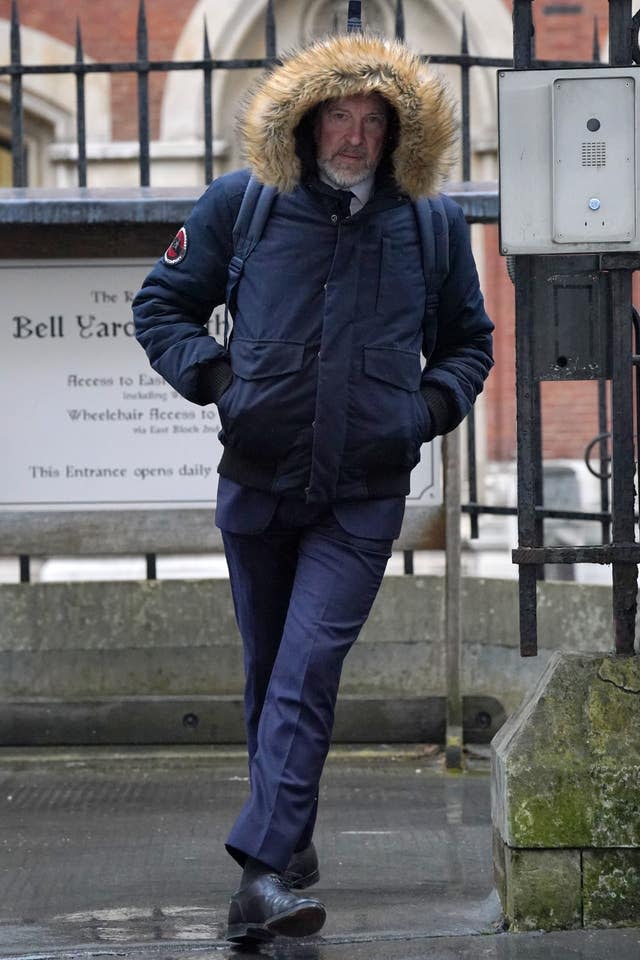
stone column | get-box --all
[492,651,640,930]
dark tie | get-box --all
[338,191,356,216]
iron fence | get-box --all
[0,0,624,580]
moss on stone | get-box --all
[503,847,582,932]
[583,850,640,927]
[493,654,640,930]
[509,784,592,848]
[495,654,640,848]
[598,658,640,694]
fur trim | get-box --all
[239,33,457,199]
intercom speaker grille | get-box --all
[581,141,607,167]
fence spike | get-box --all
[347,0,362,34]
[74,18,87,187]
[10,0,25,187]
[137,0,148,58]
[265,0,276,58]
[592,16,601,62]
[10,0,21,64]
[136,0,150,186]
[460,11,471,182]
[75,18,84,62]
[395,0,405,41]
[203,17,214,184]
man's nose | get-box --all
[346,121,365,144]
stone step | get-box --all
[0,694,505,746]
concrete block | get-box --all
[583,849,640,928]
[492,653,640,849]
[499,842,582,932]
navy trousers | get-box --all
[221,495,394,872]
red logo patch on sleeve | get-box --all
[164,226,188,265]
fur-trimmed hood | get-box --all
[238,33,457,199]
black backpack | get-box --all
[225,175,450,339]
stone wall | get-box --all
[0,574,615,744]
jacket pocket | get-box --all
[363,345,422,390]
[347,346,426,471]
[230,338,305,379]
[218,338,309,461]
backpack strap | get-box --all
[224,175,278,346]
[414,195,450,317]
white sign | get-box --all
[0,260,441,511]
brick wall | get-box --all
[0,0,198,139]
[482,225,517,462]
[534,0,609,61]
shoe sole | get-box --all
[226,922,274,945]
[268,902,326,937]
[227,902,326,943]
[285,868,320,890]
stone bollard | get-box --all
[492,652,640,930]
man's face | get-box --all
[314,93,389,189]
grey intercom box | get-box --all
[499,68,639,254]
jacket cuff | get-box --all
[208,358,233,404]
[421,384,456,438]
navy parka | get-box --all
[133,168,493,504]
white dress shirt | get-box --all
[318,171,375,215]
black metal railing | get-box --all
[3,0,605,191]
[0,0,626,585]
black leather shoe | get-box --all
[282,842,320,889]
[227,872,326,944]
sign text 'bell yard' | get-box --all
[1,261,441,511]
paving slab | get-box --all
[0,746,638,960]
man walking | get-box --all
[133,31,493,945]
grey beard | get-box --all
[316,156,371,189]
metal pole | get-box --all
[10,0,25,187]
[203,19,214,184]
[444,429,463,769]
[513,0,535,69]
[75,20,87,188]
[146,553,157,581]
[265,0,276,59]
[512,0,542,656]
[347,1,362,33]
[137,0,150,187]
[515,256,540,656]
[19,555,30,584]
[609,0,633,65]
[607,0,637,656]
[609,268,637,655]
[460,13,479,540]
[394,0,405,41]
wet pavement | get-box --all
[0,745,638,959]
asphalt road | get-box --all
[0,745,638,959]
